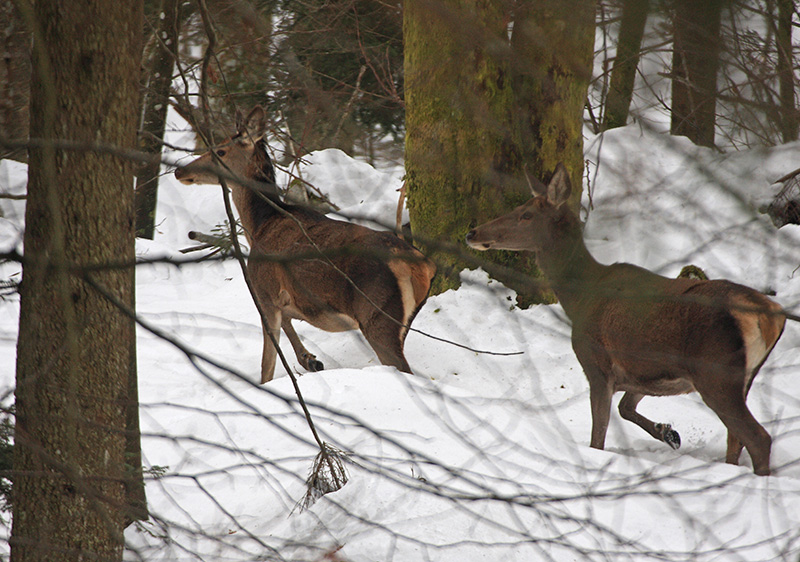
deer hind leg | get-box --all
[360,312,412,374]
[724,376,753,468]
[696,376,772,476]
[618,392,681,449]
[282,318,324,373]
[726,326,783,467]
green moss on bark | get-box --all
[404,0,593,303]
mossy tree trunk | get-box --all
[510,0,594,212]
[12,1,145,560]
[404,0,594,303]
[603,0,649,130]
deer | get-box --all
[175,106,436,383]
[466,163,786,475]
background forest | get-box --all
[1,0,800,561]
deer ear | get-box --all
[235,108,246,135]
[238,106,267,140]
[524,165,548,195]
[547,163,572,205]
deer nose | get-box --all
[465,229,476,242]
[174,167,194,184]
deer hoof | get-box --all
[304,356,324,372]
[656,423,681,450]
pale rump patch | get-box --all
[388,259,417,340]
[730,295,786,383]
[737,312,768,378]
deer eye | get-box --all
[520,211,533,221]
[215,149,227,157]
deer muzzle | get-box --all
[465,229,493,251]
[173,167,195,184]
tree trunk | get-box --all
[12,1,144,560]
[776,0,797,143]
[510,0,594,212]
[670,0,725,148]
[603,0,649,130]
[404,0,593,303]
[0,0,31,162]
[135,0,180,239]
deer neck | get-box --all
[228,183,258,243]
[228,139,282,243]
[536,221,605,319]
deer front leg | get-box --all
[587,376,613,450]
[574,341,613,450]
[282,318,324,373]
[618,392,681,449]
[259,306,282,384]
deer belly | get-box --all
[305,311,359,332]
[276,288,359,332]
[610,360,696,396]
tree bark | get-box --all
[0,0,31,162]
[510,0,594,212]
[404,0,593,303]
[603,0,649,130]
[670,0,725,148]
[12,1,144,560]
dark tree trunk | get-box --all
[12,1,145,560]
[776,0,797,143]
[603,0,649,130]
[0,0,31,162]
[670,0,725,148]
[135,0,180,239]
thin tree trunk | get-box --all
[670,0,725,148]
[135,0,180,239]
[12,1,144,560]
[603,0,649,130]
[776,0,797,143]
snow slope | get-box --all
[1,116,799,561]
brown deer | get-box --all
[466,163,786,475]
[175,107,436,383]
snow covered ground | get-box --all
[1,114,799,561]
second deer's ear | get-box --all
[547,163,572,206]
[238,106,266,140]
